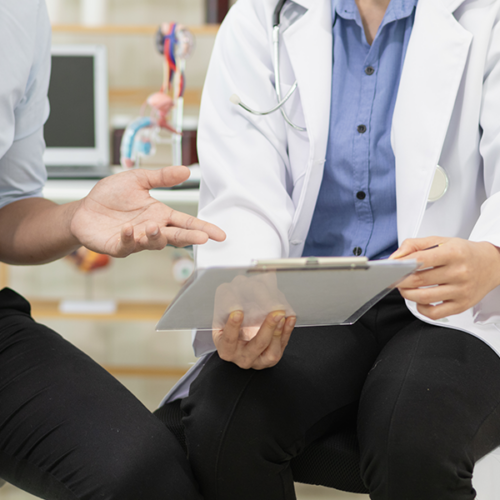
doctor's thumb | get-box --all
[390,237,444,260]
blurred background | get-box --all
[0,1,367,498]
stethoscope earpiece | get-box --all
[229,94,242,105]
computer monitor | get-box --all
[43,44,109,169]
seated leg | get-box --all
[358,322,500,500]
[182,322,379,500]
[0,289,202,500]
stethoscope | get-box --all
[230,0,449,201]
[230,0,306,132]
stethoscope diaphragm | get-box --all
[428,165,449,202]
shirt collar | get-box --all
[333,0,418,27]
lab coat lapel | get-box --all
[283,0,332,161]
[393,0,472,242]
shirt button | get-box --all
[357,124,367,134]
[356,191,366,200]
[365,66,375,75]
[353,247,363,256]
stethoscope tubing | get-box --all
[273,26,306,131]
[231,0,306,131]
[233,79,298,116]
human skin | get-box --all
[0,165,225,265]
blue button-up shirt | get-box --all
[303,0,417,260]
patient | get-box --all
[0,3,225,499]
[165,0,500,499]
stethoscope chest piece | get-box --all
[428,165,449,202]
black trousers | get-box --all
[0,288,201,500]
[182,290,500,500]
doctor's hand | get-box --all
[70,166,226,257]
[213,311,296,370]
[391,236,500,320]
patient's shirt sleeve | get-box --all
[0,132,48,210]
[0,0,51,209]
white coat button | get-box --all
[428,165,449,202]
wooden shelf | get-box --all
[29,299,169,321]
[109,87,203,107]
[103,365,189,378]
[0,263,9,290]
[52,24,220,36]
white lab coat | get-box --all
[167,0,500,494]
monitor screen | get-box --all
[44,55,96,149]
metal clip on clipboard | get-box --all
[250,256,369,272]
[156,257,418,331]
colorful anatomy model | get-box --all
[66,247,111,273]
[120,23,195,169]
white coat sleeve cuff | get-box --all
[469,192,500,324]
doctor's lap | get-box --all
[182,289,500,500]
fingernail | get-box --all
[273,313,285,324]
[287,317,297,329]
[151,228,159,236]
[230,311,243,323]
[274,317,286,336]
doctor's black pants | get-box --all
[182,289,500,500]
[0,288,202,500]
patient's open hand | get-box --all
[70,166,226,257]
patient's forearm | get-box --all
[0,197,82,265]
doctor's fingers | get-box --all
[399,283,458,304]
[398,242,491,291]
[213,310,244,355]
[281,316,296,350]
[391,236,448,260]
[262,315,296,353]
[415,298,472,321]
[213,284,244,330]
[167,209,226,243]
[246,312,288,370]
[221,311,286,370]
[397,264,454,290]
[240,279,277,309]
[399,284,474,318]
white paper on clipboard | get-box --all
[156,257,418,332]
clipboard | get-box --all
[156,257,419,331]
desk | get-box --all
[43,180,200,216]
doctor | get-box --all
[169,0,500,498]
